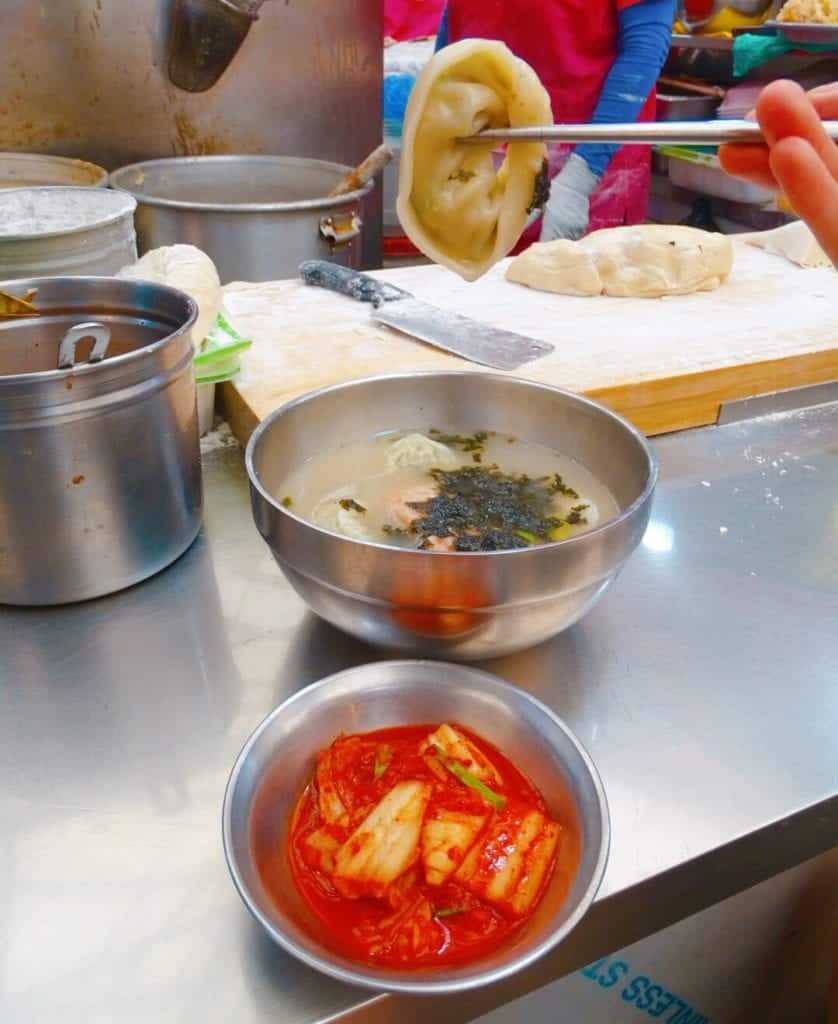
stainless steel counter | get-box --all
[1,400,837,1024]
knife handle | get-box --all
[299,260,409,308]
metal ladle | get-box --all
[168,0,272,93]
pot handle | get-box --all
[319,211,362,249]
[58,322,112,370]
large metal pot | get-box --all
[109,156,373,283]
[0,276,202,606]
[0,187,137,279]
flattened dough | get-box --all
[397,39,553,282]
[506,225,734,298]
[744,220,832,269]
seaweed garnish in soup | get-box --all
[280,430,618,552]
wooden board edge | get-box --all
[584,348,838,437]
[222,346,838,446]
[218,380,260,447]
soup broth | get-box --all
[280,430,618,552]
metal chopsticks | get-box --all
[459,118,838,146]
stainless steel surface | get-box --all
[765,19,838,45]
[670,32,735,50]
[299,261,555,370]
[0,275,202,605]
[223,661,609,994]
[0,399,836,1024]
[0,187,137,278]
[656,93,721,122]
[247,373,656,660]
[0,152,108,188]
[717,379,838,425]
[109,156,374,283]
[0,1,383,268]
[465,119,838,146]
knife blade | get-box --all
[299,260,554,371]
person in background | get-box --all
[719,80,838,267]
[385,0,447,43]
[435,0,677,244]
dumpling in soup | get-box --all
[385,433,460,472]
[282,429,619,552]
[311,491,376,541]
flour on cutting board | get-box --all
[222,241,838,421]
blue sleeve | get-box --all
[435,4,449,51]
[574,0,675,179]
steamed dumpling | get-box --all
[397,39,553,282]
[385,434,460,472]
[311,492,375,541]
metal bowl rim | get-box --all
[0,275,198,385]
[108,155,375,213]
[245,370,659,560]
[0,152,109,188]
[0,186,137,240]
[221,658,611,995]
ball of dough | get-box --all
[117,244,222,347]
[506,225,734,298]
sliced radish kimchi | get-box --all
[281,723,579,968]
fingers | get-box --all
[755,80,838,181]
[719,80,838,195]
[718,142,777,191]
[808,82,838,117]
[770,136,838,266]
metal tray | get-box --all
[657,93,722,121]
[764,20,838,45]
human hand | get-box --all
[539,153,600,243]
[718,80,838,267]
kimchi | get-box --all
[277,723,578,968]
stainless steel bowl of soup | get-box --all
[246,372,657,660]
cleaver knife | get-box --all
[299,260,554,371]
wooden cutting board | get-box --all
[219,240,838,443]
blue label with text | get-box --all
[580,957,709,1023]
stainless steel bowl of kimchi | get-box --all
[222,661,609,994]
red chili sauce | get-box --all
[271,723,579,969]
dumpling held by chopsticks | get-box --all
[397,39,553,282]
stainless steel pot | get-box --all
[109,156,374,283]
[0,153,108,189]
[0,187,137,279]
[247,373,657,660]
[0,276,202,606]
